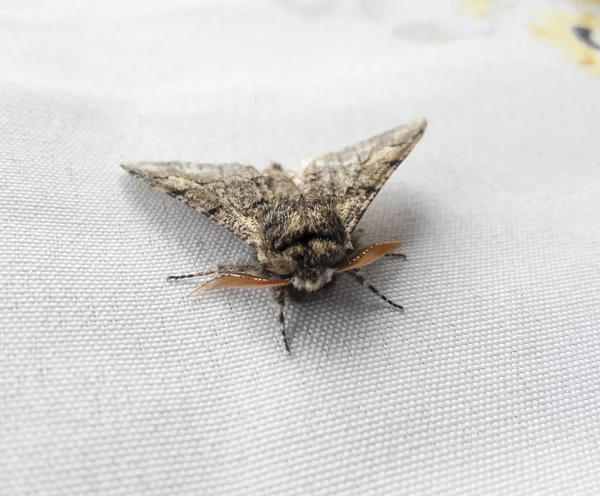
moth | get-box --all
[122,118,427,352]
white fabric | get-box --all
[2,1,600,494]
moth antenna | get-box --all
[167,270,217,281]
[346,270,404,312]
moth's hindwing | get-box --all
[301,119,427,233]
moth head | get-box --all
[264,236,346,290]
[290,267,336,292]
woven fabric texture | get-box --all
[2,1,600,495]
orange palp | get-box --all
[188,273,290,296]
[339,241,403,272]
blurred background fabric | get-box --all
[2,1,600,495]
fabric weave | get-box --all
[1,1,600,495]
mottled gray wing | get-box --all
[122,161,298,246]
[301,119,427,233]
[262,162,302,197]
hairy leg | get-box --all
[384,253,407,260]
[270,287,290,354]
[346,269,404,312]
[167,262,260,281]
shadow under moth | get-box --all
[122,118,427,353]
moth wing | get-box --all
[121,161,273,246]
[262,162,302,197]
[301,119,427,233]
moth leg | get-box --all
[347,269,404,312]
[167,263,260,281]
[216,262,261,274]
[271,287,290,354]
[384,253,407,260]
[167,269,217,281]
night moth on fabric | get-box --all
[122,118,427,353]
